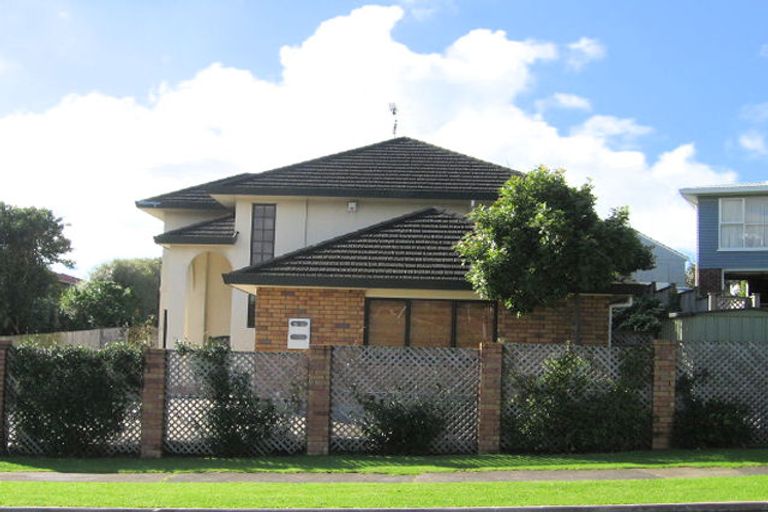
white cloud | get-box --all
[535,92,592,112]
[573,115,652,140]
[760,44,768,58]
[566,37,606,70]
[741,102,768,124]
[739,131,768,155]
[0,55,15,76]
[0,4,735,274]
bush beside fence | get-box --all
[1,338,767,457]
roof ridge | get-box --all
[225,207,446,277]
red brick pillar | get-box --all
[477,343,503,453]
[140,348,166,458]
[652,340,677,450]
[306,345,332,455]
[0,340,11,453]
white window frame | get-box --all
[718,197,768,251]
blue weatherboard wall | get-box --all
[698,197,768,270]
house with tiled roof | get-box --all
[138,137,679,350]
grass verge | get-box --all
[0,476,767,508]
[0,449,767,475]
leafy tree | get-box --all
[612,296,668,335]
[91,258,160,324]
[0,203,72,335]
[60,278,139,329]
[456,166,654,342]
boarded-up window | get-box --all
[368,300,407,346]
[455,302,495,348]
[410,300,452,347]
[366,299,495,347]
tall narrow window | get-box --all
[247,204,276,328]
[251,204,276,264]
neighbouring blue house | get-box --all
[680,182,768,300]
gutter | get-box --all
[608,296,633,347]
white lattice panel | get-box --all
[329,346,479,454]
[677,341,768,445]
[164,350,307,455]
[501,343,652,451]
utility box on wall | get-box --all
[287,318,311,349]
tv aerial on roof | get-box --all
[388,102,398,137]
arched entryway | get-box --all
[183,252,232,343]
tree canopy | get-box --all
[91,258,161,324]
[456,166,654,315]
[0,203,72,334]
[60,278,140,329]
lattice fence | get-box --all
[330,346,479,454]
[2,347,141,455]
[677,341,768,445]
[500,343,652,451]
[164,350,307,455]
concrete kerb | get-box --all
[1,503,768,512]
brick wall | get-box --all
[255,288,365,351]
[652,340,677,449]
[697,267,722,295]
[140,348,166,458]
[497,295,613,345]
[0,339,9,451]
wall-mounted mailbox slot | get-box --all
[287,318,311,349]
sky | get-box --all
[1,0,767,276]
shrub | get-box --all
[178,340,281,456]
[504,346,651,453]
[673,373,754,449]
[612,296,668,336]
[358,393,445,454]
[7,342,143,456]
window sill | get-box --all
[717,247,768,252]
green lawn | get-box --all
[0,449,767,475]
[0,477,767,508]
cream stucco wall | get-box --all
[155,195,475,351]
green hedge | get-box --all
[6,342,143,456]
[503,346,652,453]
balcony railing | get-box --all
[707,293,761,311]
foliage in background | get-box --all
[59,278,140,329]
[357,392,446,455]
[673,372,754,449]
[612,296,668,336]
[91,258,161,325]
[177,340,281,456]
[0,202,72,335]
[6,342,143,456]
[504,346,652,453]
[456,167,654,324]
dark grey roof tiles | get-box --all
[210,138,516,200]
[154,214,237,245]
[137,138,517,210]
[136,174,248,210]
[224,208,474,289]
